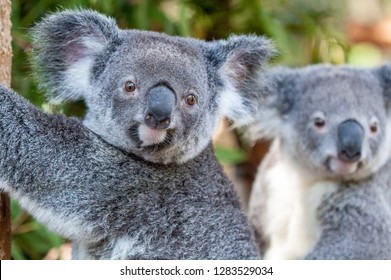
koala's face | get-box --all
[266,65,391,181]
[84,33,215,163]
[32,10,274,163]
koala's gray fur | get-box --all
[248,64,391,259]
[0,10,276,259]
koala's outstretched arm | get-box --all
[0,86,261,259]
[0,85,133,242]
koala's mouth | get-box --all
[129,124,174,151]
[325,156,363,176]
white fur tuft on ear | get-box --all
[206,35,276,126]
[59,58,95,104]
[218,77,252,127]
[248,106,285,142]
[31,9,119,103]
[81,37,108,54]
[54,37,108,104]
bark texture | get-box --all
[0,0,12,260]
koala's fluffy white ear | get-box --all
[206,35,277,126]
[249,67,297,141]
[31,9,119,103]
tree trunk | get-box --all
[0,0,12,260]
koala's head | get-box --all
[31,10,275,164]
[257,64,391,181]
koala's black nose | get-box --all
[145,85,176,129]
[337,119,364,163]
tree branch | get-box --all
[0,0,13,260]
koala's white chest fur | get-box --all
[259,156,337,260]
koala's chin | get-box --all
[128,123,173,151]
[128,124,178,164]
[322,155,366,181]
[137,124,169,147]
[122,123,206,165]
[308,154,382,182]
[324,144,391,182]
[325,156,360,175]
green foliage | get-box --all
[11,201,63,259]
[215,146,248,165]
[9,0,349,259]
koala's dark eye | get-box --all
[370,122,379,134]
[185,94,197,106]
[314,117,326,129]
[124,81,136,93]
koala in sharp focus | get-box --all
[0,10,276,259]
[248,64,391,260]
[31,10,275,165]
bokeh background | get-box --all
[8,0,391,259]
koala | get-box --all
[0,10,276,259]
[248,64,391,260]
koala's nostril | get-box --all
[157,117,170,129]
[338,150,361,163]
[144,114,171,129]
[145,113,156,128]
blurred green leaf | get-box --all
[348,43,383,67]
[215,146,248,165]
[11,200,64,259]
